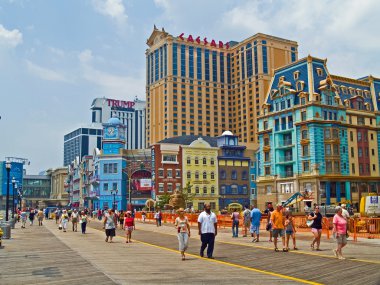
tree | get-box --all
[156,192,171,209]
[181,182,195,208]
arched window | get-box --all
[195,171,199,180]
[195,186,199,194]
[187,157,191,165]
[210,158,215,165]
[211,172,215,180]
[211,186,215,194]
[195,157,199,165]
[203,186,207,194]
[220,170,226,180]
[232,170,237,180]
[203,171,207,179]
[187,171,191,179]
[203,157,207,165]
[220,185,226,194]
[242,171,247,180]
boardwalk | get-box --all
[1,219,379,285]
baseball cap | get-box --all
[276,203,283,207]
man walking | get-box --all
[198,203,218,259]
[242,205,251,237]
[271,203,287,252]
[250,205,262,242]
[71,209,79,232]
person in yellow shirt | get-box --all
[270,203,287,252]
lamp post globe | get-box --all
[5,161,11,222]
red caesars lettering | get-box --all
[219,41,224,48]
[195,36,201,44]
[179,33,184,40]
[203,37,208,45]
[210,39,217,47]
[187,35,194,42]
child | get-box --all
[285,211,298,250]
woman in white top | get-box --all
[174,208,191,260]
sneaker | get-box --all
[338,255,345,260]
[333,249,338,258]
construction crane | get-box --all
[4,157,30,166]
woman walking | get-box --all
[123,211,135,243]
[174,208,191,260]
[285,211,298,250]
[308,205,323,251]
[231,208,240,238]
[103,209,117,243]
[60,210,69,232]
[119,210,125,230]
[333,206,348,259]
[79,211,89,234]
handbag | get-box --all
[306,220,314,227]
[266,223,272,231]
[58,224,62,230]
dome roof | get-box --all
[222,130,233,136]
[107,117,122,125]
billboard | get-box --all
[131,170,152,191]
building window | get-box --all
[373,164,376,172]
[325,144,331,156]
[265,166,271,176]
[303,161,310,172]
[195,157,199,165]
[167,183,173,192]
[203,171,207,180]
[187,157,191,164]
[242,186,248,195]
[264,137,270,146]
[242,171,248,180]
[103,183,108,191]
[358,148,363,158]
[112,183,117,191]
[357,132,362,142]
[251,174,255,181]
[231,185,238,194]
[251,188,256,195]
[175,169,181,178]
[301,130,308,139]
[324,129,331,139]
[158,184,164,193]
[203,186,207,194]
[264,151,270,161]
[220,170,226,180]
[203,157,207,165]
[350,131,353,141]
[266,185,272,194]
[158,169,164,177]
[211,186,215,194]
[357,116,365,125]
[352,164,355,174]
[210,158,215,165]
[187,171,191,179]
[326,161,332,173]
[302,145,309,156]
[195,186,200,194]
[351,147,354,158]
[104,163,118,174]
[231,170,237,180]
[211,172,215,180]
[263,121,268,130]
[301,111,306,121]
[333,144,339,155]
[195,171,199,180]
[163,154,176,162]
[167,169,173,178]
[334,161,340,173]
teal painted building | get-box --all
[257,56,380,211]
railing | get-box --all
[283,139,292,146]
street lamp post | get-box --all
[111,189,118,211]
[11,178,16,219]
[5,161,11,222]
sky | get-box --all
[0,0,379,174]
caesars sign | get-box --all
[178,33,230,49]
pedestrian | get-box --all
[308,205,323,251]
[124,211,135,243]
[119,210,125,230]
[155,210,161,227]
[332,206,348,260]
[60,210,69,232]
[264,203,274,242]
[198,203,218,259]
[242,205,251,237]
[175,208,190,260]
[55,208,60,224]
[271,203,287,252]
[79,211,88,234]
[71,209,79,232]
[29,209,35,226]
[231,208,240,238]
[142,210,146,223]
[20,210,27,228]
[44,208,49,219]
[97,209,102,220]
[285,211,298,250]
[103,209,117,243]
[37,209,44,226]
[250,204,262,242]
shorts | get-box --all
[72,218,78,223]
[336,234,347,244]
[250,225,260,235]
[273,229,285,238]
[311,228,322,234]
[105,228,116,237]
[244,220,250,227]
[286,230,294,235]
[126,226,134,232]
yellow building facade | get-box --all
[181,138,219,211]
[146,27,298,147]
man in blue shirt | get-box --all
[250,205,262,242]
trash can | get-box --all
[10,218,16,229]
[0,222,11,239]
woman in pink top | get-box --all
[231,209,240,238]
[332,206,347,260]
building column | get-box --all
[326,181,331,205]
[336,182,341,203]
[345,181,350,201]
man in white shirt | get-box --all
[341,204,350,219]
[198,203,218,259]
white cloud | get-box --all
[92,0,127,25]
[26,60,70,82]
[78,49,93,63]
[0,24,22,47]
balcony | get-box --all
[281,171,294,178]
[277,155,294,164]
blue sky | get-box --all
[0,0,379,174]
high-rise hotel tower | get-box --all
[146,26,298,147]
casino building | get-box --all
[256,55,380,210]
[145,26,298,147]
